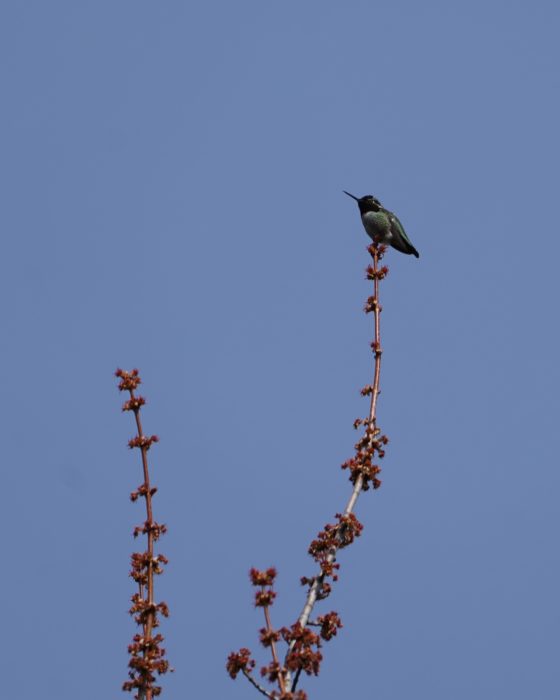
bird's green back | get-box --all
[385,208,415,248]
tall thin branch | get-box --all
[116,368,171,700]
[228,243,388,700]
[286,244,385,690]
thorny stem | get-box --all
[285,245,384,691]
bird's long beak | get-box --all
[343,190,359,201]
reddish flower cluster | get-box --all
[261,661,285,683]
[316,612,343,641]
[129,592,170,626]
[260,627,282,647]
[251,567,278,607]
[116,368,171,700]
[116,367,142,392]
[306,512,363,587]
[130,483,158,503]
[123,633,169,697]
[363,295,377,313]
[226,648,256,679]
[282,623,322,677]
[132,520,167,540]
[255,590,277,607]
[365,263,389,281]
[122,395,146,412]
[366,242,388,278]
[130,553,169,590]
[129,434,159,450]
[309,512,363,555]
[250,567,277,587]
[341,422,388,491]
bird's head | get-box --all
[343,191,382,212]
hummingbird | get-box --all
[344,191,419,258]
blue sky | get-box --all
[2,2,559,698]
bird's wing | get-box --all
[387,210,416,248]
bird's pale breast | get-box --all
[361,211,391,242]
